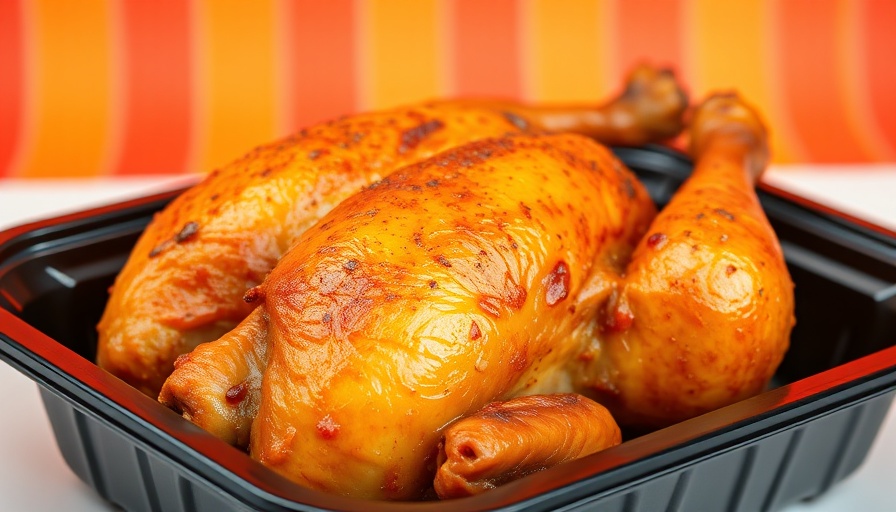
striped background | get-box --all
[0,0,894,178]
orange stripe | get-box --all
[688,0,798,163]
[838,0,895,161]
[527,0,612,102]
[19,0,115,177]
[449,0,523,99]
[0,0,24,178]
[861,0,896,159]
[688,0,767,96]
[194,0,278,173]
[610,0,684,81]
[360,0,444,110]
[774,0,870,162]
[114,0,193,175]
[281,0,358,132]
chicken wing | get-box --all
[434,393,621,499]
[99,64,686,396]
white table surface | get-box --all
[0,166,894,511]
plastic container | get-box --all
[1,145,895,512]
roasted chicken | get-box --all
[162,131,653,499]
[159,93,794,499]
[97,64,687,396]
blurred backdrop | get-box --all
[0,0,894,179]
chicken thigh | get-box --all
[98,65,687,396]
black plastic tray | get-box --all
[1,146,895,512]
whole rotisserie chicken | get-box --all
[157,93,794,500]
[97,65,687,396]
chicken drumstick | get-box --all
[572,92,794,428]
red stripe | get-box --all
[0,0,24,178]
[862,0,896,157]
[283,0,357,132]
[450,0,522,99]
[612,0,684,78]
[775,0,868,162]
[115,0,193,175]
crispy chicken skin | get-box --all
[160,92,793,499]
[573,93,795,428]
[162,133,657,499]
[98,64,686,396]
[434,394,621,499]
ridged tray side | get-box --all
[558,390,895,512]
[40,389,255,512]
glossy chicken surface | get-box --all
[160,92,793,500]
[98,65,687,396]
[162,133,656,499]
[571,93,795,427]
[435,394,621,499]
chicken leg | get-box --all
[427,94,794,498]
[572,92,794,427]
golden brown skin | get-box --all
[162,133,657,499]
[572,92,795,428]
[454,64,688,146]
[160,92,793,499]
[434,394,621,499]
[99,64,687,396]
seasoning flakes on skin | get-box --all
[172,353,191,369]
[316,415,341,440]
[543,261,570,306]
[225,381,249,405]
[646,232,668,250]
[469,321,482,340]
[176,222,199,242]
[399,119,445,153]
[478,296,502,318]
[714,208,736,221]
[501,111,530,131]
[435,255,452,268]
[148,239,173,258]
[148,221,200,258]
[243,286,265,304]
